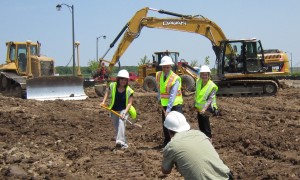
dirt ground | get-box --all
[0,80,299,179]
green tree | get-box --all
[190,59,199,67]
[88,59,99,72]
[55,66,73,75]
[138,55,150,66]
[204,56,210,66]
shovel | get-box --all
[100,104,143,128]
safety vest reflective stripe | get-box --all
[166,73,175,92]
[156,71,162,90]
[160,91,182,98]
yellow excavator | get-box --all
[95,7,290,96]
[0,41,87,100]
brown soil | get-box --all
[0,80,299,179]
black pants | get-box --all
[228,171,234,180]
[161,105,183,146]
[197,112,212,138]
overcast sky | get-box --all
[1,0,299,69]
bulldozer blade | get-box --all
[26,76,88,101]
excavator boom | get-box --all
[100,7,227,72]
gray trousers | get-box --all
[111,109,128,146]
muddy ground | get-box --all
[0,80,299,179]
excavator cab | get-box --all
[218,39,264,76]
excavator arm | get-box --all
[100,7,228,72]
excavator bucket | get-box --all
[94,84,107,97]
[26,76,88,101]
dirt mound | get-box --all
[0,80,299,179]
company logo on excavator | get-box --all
[163,21,187,26]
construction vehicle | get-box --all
[0,41,87,100]
[95,7,290,96]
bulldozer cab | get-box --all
[218,39,264,76]
[16,44,28,73]
[6,42,39,75]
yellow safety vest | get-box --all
[108,82,137,119]
[156,71,183,106]
[194,79,218,110]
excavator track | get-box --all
[215,79,279,97]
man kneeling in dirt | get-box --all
[161,111,234,180]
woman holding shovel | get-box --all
[101,69,136,149]
[194,65,219,141]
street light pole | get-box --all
[96,35,106,62]
[290,52,293,74]
[56,3,76,76]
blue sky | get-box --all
[1,0,299,68]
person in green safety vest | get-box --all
[101,69,136,149]
[156,56,183,147]
[194,65,219,141]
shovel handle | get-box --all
[101,104,123,118]
[100,104,142,128]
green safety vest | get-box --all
[156,70,183,106]
[108,82,137,119]
[194,79,218,110]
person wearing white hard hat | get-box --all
[101,69,137,149]
[161,111,233,180]
[156,55,183,147]
[194,65,219,141]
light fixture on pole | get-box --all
[96,35,106,62]
[56,3,76,76]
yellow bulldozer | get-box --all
[0,40,87,100]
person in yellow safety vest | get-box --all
[194,65,219,140]
[156,55,183,147]
[101,69,136,150]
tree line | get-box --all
[55,55,211,77]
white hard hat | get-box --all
[200,65,211,73]
[117,69,129,78]
[164,111,190,132]
[159,56,174,66]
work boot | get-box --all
[115,143,122,149]
[121,144,128,150]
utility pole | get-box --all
[291,52,293,74]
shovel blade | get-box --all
[26,76,88,101]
